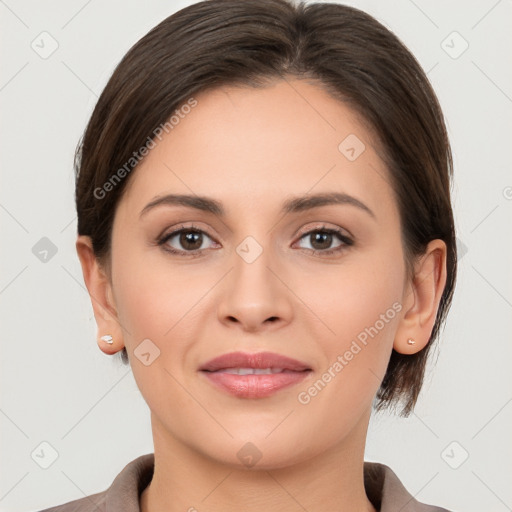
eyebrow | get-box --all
[139,192,375,219]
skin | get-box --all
[77,77,447,512]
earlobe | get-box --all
[393,239,447,355]
[75,235,125,356]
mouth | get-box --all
[199,351,312,398]
[211,367,303,375]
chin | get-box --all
[196,434,319,472]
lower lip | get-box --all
[201,370,311,398]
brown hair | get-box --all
[75,0,457,416]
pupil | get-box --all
[181,231,202,250]
[312,232,331,250]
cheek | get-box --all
[298,240,405,398]
[111,244,207,342]
[292,269,403,443]
[306,241,404,343]
[110,249,207,415]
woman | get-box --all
[39,0,456,510]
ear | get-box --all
[76,235,125,356]
[394,239,447,354]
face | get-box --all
[108,78,409,468]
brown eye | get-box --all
[296,227,353,256]
[309,231,334,251]
[178,231,203,251]
[158,225,218,256]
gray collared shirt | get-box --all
[35,453,451,511]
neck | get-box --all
[140,410,376,512]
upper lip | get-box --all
[199,351,311,372]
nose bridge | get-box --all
[216,232,292,329]
[235,236,274,290]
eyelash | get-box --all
[157,223,354,258]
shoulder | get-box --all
[364,461,452,512]
[32,453,154,512]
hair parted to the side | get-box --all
[75,0,457,416]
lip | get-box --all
[199,351,312,398]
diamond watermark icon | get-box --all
[31,31,59,59]
[441,441,469,469]
[338,134,365,161]
[441,31,469,60]
[456,237,468,260]
[237,442,262,468]
[31,441,59,469]
[134,338,161,366]
[236,236,263,264]
[32,237,58,263]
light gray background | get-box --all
[1,1,511,511]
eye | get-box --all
[295,226,353,256]
[157,224,218,256]
[157,223,353,258]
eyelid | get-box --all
[158,222,351,242]
[294,221,353,240]
[157,222,215,240]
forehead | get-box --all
[119,78,396,220]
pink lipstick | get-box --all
[199,351,312,398]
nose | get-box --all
[216,241,293,333]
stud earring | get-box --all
[407,338,416,345]
[100,335,114,344]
